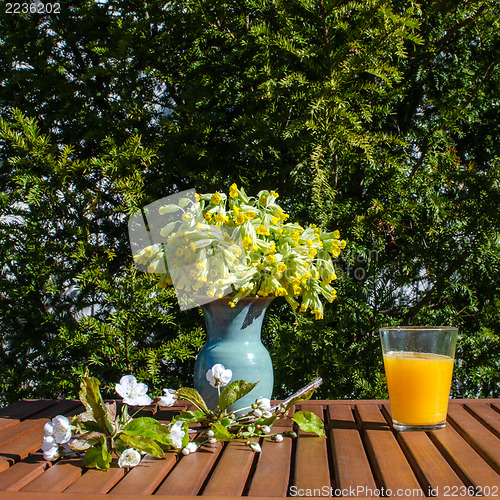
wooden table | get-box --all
[0,399,498,498]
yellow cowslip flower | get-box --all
[229,301,236,307]
[265,254,276,264]
[206,289,215,298]
[265,242,276,255]
[331,247,341,258]
[214,213,225,223]
[190,242,197,252]
[233,205,240,214]
[275,287,288,296]
[306,239,314,247]
[245,211,256,219]
[196,260,206,270]
[204,212,212,222]
[300,304,308,313]
[195,193,201,201]
[277,263,287,273]
[340,240,347,249]
[270,190,279,198]
[333,230,340,239]
[311,309,323,320]
[229,184,238,199]
[271,216,280,226]
[233,246,243,257]
[211,192,222,205]
[243,236,253,247]
[308,248,317,259]
[292,230,301,241]
[257,225,270,236]
[235,213,245,225]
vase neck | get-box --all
[201,297,273,341]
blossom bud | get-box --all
[207,430,214,437]
[249,442,262,453]
[273,434,284,442]
[252,408,263,418]
[208,438,217,444]
[262,411,273,419]
[182,442,198,455]
[261,425,271,434]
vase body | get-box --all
[194,296,274,413]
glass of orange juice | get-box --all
[380,326,458,431]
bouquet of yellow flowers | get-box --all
[132,184,345,319]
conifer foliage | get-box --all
[0,1,499,402]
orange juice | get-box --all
[383,351,454,425]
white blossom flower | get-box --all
[206,363,232,388]
[43,445,60,461]
[261,425,271,434]
[44,415,72,444]
[208,438,217,444]
[157,388,177,407]
[256,397,271,411]
[182,442,198,455]
[207,430,214,437]
[273,434,284,443]
[118,448,141,468]
[252,408,263,418]
[169,421,185,449]
[249,442,261,452]
[115,375,152,406]
[262,410,273,419]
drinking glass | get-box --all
[379,326,458,431]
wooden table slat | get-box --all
[0,401,59,432]
[0,453,48,491]
[356,404,422,494]
[0,400,83,474]
[328,404,378,496]
[427,417,500,489]
[62,464,125,495]
[0,399,497,498]
[107,453,177,496]
[155,441,223,496]
[464,402,500,438]
[246,419,294,497]
[447,404,500,474]
[292,403,331,495]
[201,439,258,497]
[20,456,83,493]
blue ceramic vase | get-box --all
[194,296,274,413]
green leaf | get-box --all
[123,417,171,444]
[292,411,325,437]
[119,433,164,458]
[284,388,315,413]
[77,420,106,434]
[175,410,207,425]
[218,380,259,412]
[79,376,111,432]
[210,422,233,441]
[84,443,112,470]
[175,388,210,413]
